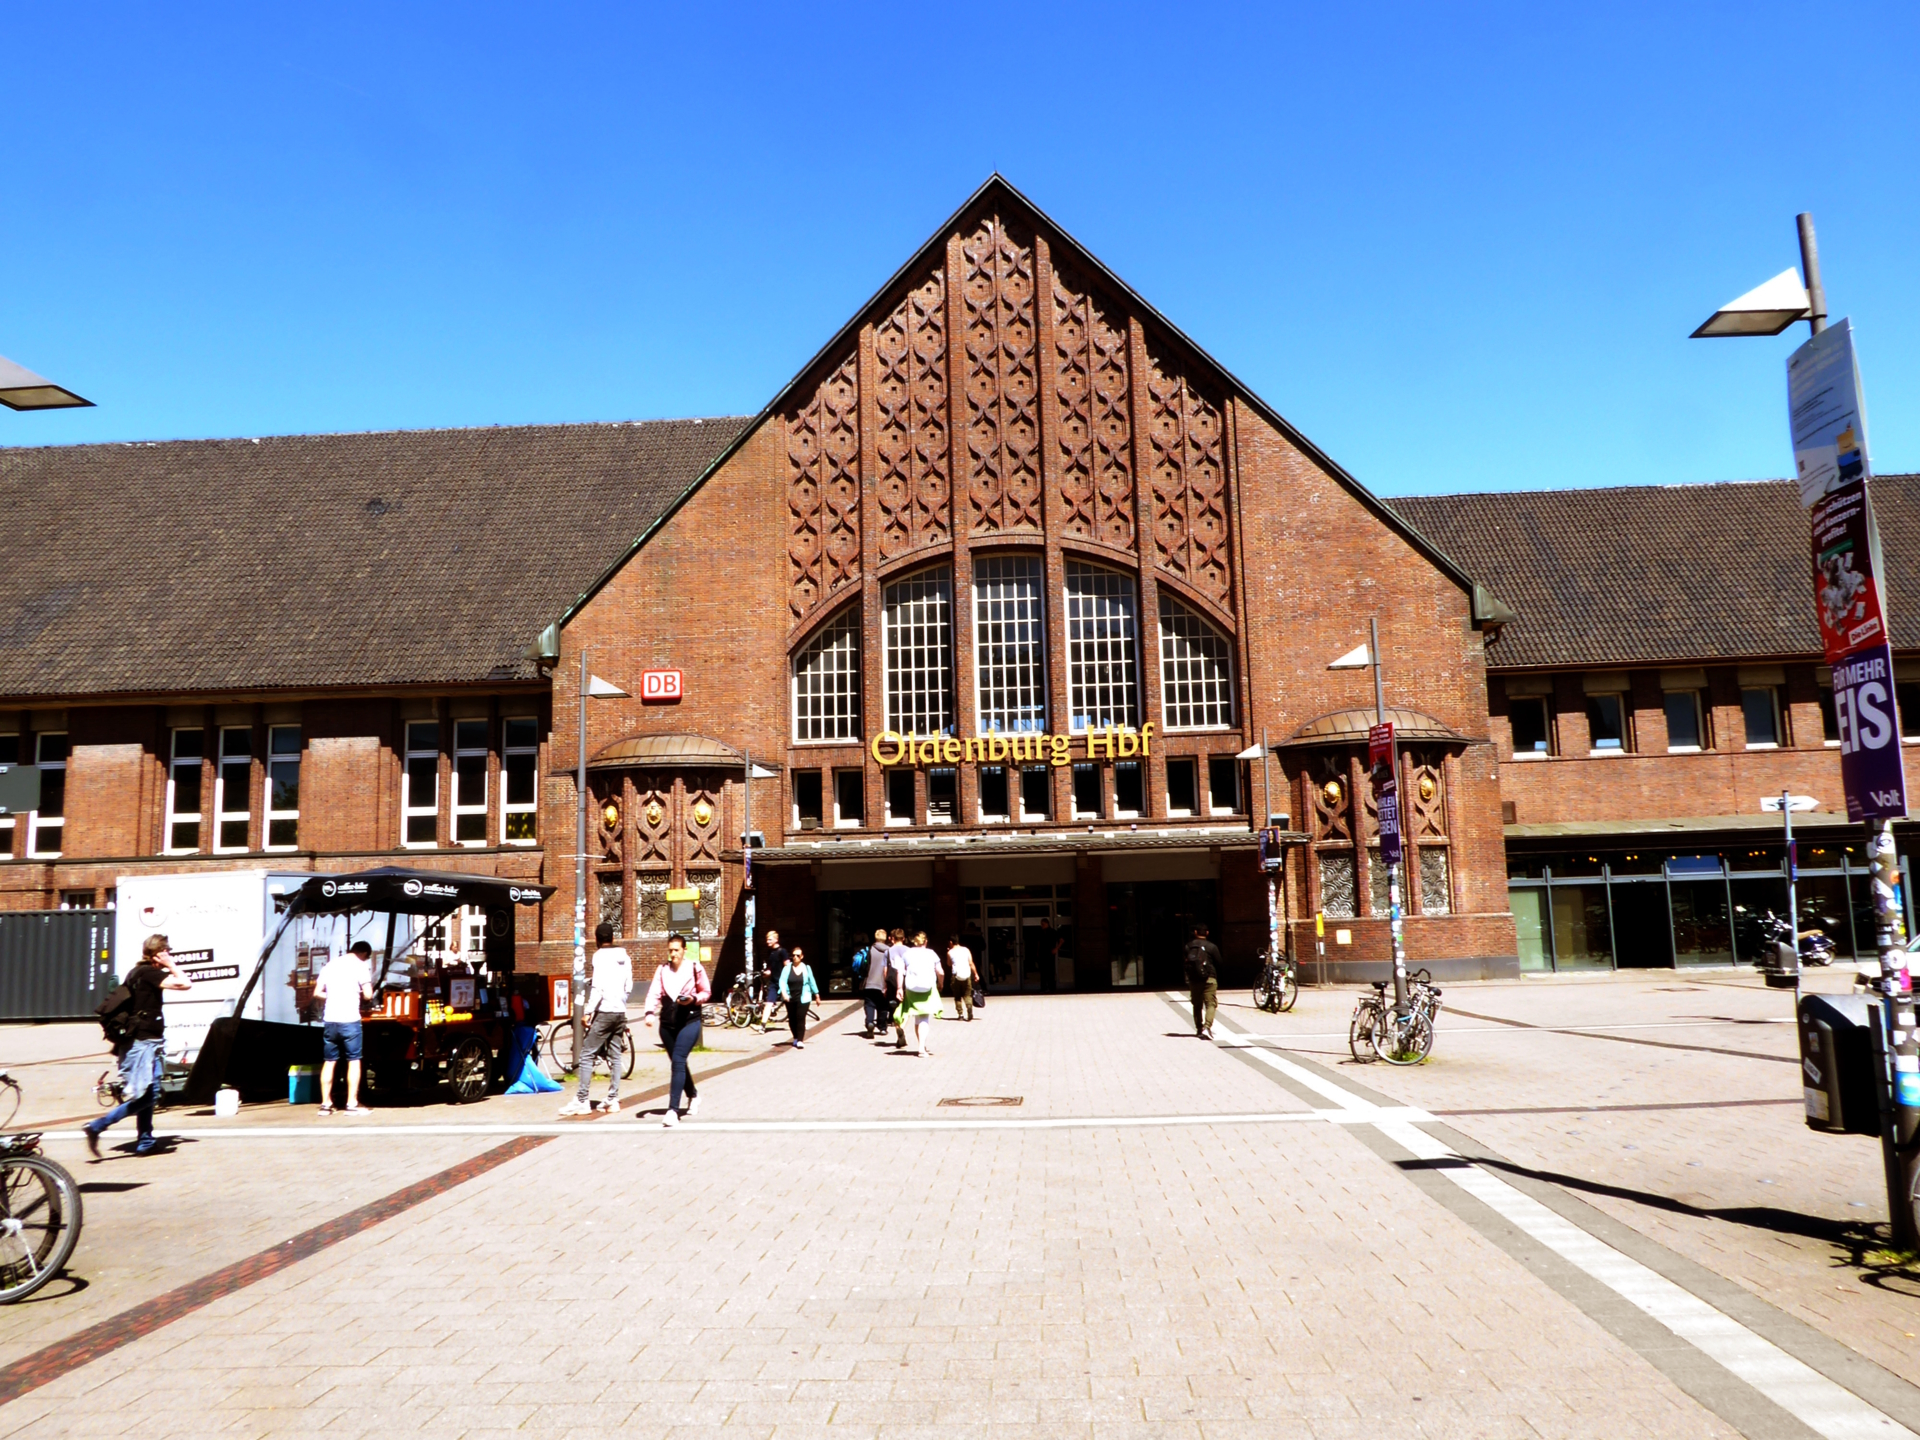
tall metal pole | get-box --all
[1371,617,1409,1015]
[1262,727,1278,975]
[742,750,756,993]
[572,646,588,1066]
[1783,790,1800,1002]
[1796,213,1827,336]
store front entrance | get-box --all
[970,886,1074,992]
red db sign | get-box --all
[640,669,683,702]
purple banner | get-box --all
[1831,643,1909,822]
[1378,780,1403,865]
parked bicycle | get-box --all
[0,1073,82,1303]
[1347,971,1440,1066]
[1250,949,1298,1014]
[539,1019,635,1081]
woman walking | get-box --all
[896,930,943,1055]
[777,945,821,1048]
[641,932,710,1127]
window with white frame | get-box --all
[792,608,861,743]
[266,726,300,849]
[214,728,253,851]
[453,719,488,844]
[883,566,954,737]
[1741,686,1781,748]
[402,721,440,846]
[1157,593,1234,729]
[1064,561,1139,732]
[974,554,1046,732]
[30,733,67,858]
[0,734,15,851]
[502,718,538,842]
[164,729,204,853]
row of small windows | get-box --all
[1508,682,1801,757]
[794,559,1234,744]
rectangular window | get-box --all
[1419,848,1452,916]
[59,888,95,910]
[1072,763,1103,819]
[1114,760,1143,818]
[1019,767,1051,821]
[403,721,440,846]
[265,726,300,850]
[0,734,15,849]
[1368,847,1393,917]
[1319,852,1356,919]
[31,733,67,858]
[973,554,1047,733]
[453,719,488,844]
[978,765,1010,821]
[1818,686,1841,744]
[885,768,915,826]
[1064,561,1139,732]
[166,728,205,853]
[883,568,955,737]
[928,768,956,824]
[1741,686,1779,748]
[793,609,862,743]
[1898,682,1920,741]
[833,769,864,828]
[1586,694,1627,751]
[215,728,253,852]
[1165,757,1198,816]
[502,718,538,842]
[1509,697,1551,755]
[1207,756,1240,815]
[1663,691,1703,751]
[793,770,824,831]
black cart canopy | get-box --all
[295,867,554,918]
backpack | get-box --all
[851,945,868,983]
[95,981,138,1052]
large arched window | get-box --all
[883,566,954,737]
[1064,560,1139,732]
[973,554,1047,732]
[792,607,861,742]
[1158,592,1234,729]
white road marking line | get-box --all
[1232,1018,1798,1040]
[36,1107,1435,1140]
[1213,1021,1915,1440]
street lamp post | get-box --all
[572,655,628,1063]
[1330,620,1409,1016]
[0,354,91,412]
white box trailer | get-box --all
[114,870,389,1070]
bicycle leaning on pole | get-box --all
[1348,967,1441,1066]
[1249,947,1298,1014]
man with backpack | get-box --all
[86,934,192,1157]
[854,928,888,1038]
[1183,923,1222,1040]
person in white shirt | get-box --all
[559,922,634,1117]
[897,931,944,1056]
[945,935,976,1021]
[314,939,375,1115]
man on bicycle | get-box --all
[558,922,632,1117]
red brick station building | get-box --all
[3,179,1914,989]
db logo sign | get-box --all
[640,669,683,703]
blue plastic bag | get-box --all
[504,1025,561,1094]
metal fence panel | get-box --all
[0,911,116,1020]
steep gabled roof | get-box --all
[0,418,748,700]
[559,174,1498,628]
[1393,475,1920,670]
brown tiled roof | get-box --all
[0,418,750,700]
[1392,475,1920,671]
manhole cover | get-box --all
[938,1096,1023,1107]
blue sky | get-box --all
[4,3,1917,496]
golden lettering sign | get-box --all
[868,724,1154,768]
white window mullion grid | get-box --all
[214,727,253,853]
[0,735,16,851]
[883,567,954,738]
[502,718,538,843]
[453,719,489,845]
[402,721,440,847]
[974,554,1046,733]
[164,729,205,854]
[1065,561,1139,733]
[792,610,862,744]
[265,726,300,850]
[29,733,68,859]
[1158,593,1234,730]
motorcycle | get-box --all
[1753,910,1836,969]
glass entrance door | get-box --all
[985,904,1019,991]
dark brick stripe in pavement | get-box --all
[1435,1097,1801,1117]
[610,1000,863,1115]
[1445,1005,1799,1065]
[0,1135,552,1408]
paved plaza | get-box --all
[0,970,1916,1438]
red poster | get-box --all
[1811,480,1887,665]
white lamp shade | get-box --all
[1691,269,1811,338]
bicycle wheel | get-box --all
[1348,1003,1379,1063]
[618,1029,635,1080]
[0,1155,82,1303]
[1375,1010,1434,1066]
[725,983,755,1029]
[1278,968,1299,1013]
[545,1021,576,1076]
[1250,975,1272,1012]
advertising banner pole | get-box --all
[1369,617,1409,1016]
[573,647,588,1067]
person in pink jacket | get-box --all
[641,933,710,1127]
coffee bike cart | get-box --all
[185,866,554,1106]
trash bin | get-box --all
[1798,993,1879,1136]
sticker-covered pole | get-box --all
[1868,821,1919,1248]
[573,646,588,1068]
[1372,617,1409,1016]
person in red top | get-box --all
[641,933,710,1127]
